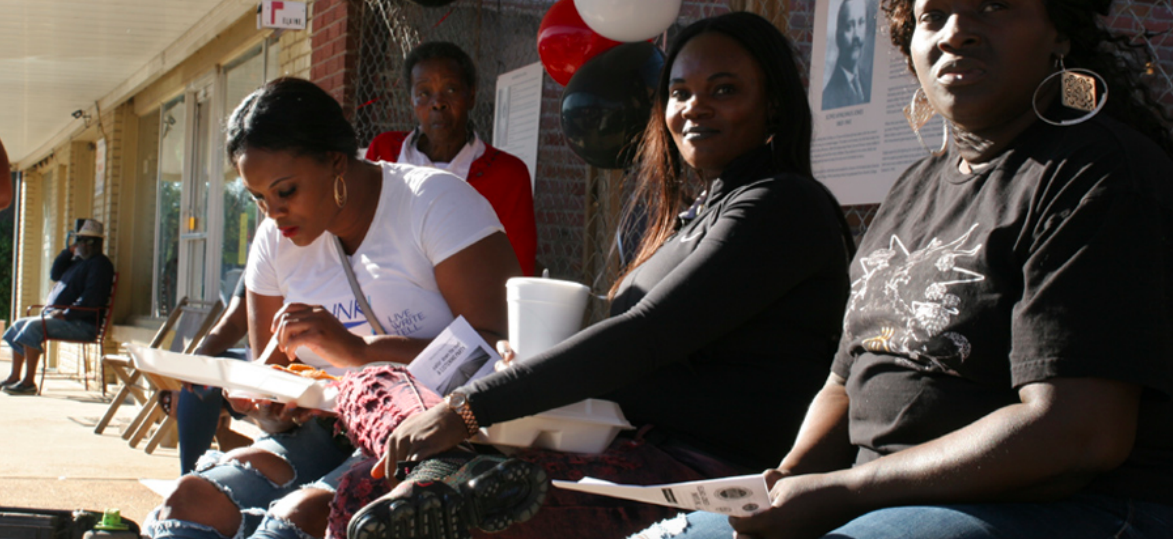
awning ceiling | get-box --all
[0,0,255,166]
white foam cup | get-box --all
[506,277,591,360]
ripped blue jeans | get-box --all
[145,417,360,539]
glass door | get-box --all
[154,40,280,314]
[178,83,214,305]
[154,96,185,316]
[154,77,216,316]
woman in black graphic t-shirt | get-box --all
[653,1,1173,538]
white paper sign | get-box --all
[553,474,772,517]
[257,1,307,30]
[809,0,947,204]
[492,62,544,189]
[407,316,501,396]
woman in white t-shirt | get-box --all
[144,77,521,539]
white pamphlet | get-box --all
[407,316,501,395]
[552,474,772,517]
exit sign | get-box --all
[257,1,306,30]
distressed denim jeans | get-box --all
[145,417,357,539]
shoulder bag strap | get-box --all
[332,235,387,335]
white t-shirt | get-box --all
[246,162,504,372]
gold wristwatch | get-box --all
[444,392,479,436]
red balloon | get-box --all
[538,0,622,86]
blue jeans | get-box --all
[177,384,227,474]
[145,416,361,539]
[641,494,1173,539]
[177,349,249,474]
[3,316,96,352]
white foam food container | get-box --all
[128,343,337,411]
[479,399,634,454]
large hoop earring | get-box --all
[333,175,348,209]
[904,88,950,156]
[1032,54,1108,127]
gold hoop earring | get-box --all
[904,88,950,156]
[1032,54,1108,126]
[333,175,348,208]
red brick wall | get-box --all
[311,0,361,115]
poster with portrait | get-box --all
[810,0,948,204]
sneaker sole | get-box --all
[349,481,470,539]
[462,458,548,533]
[348,459,548,539]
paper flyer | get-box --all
[493,62,543,190]
[407,315,501,395]
[552,474,772,517]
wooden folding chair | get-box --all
[127,298,224,454]
[92,297,223,455]
[26,273,118,394]
[93,296,211,434]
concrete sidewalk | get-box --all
[0,358,228,526]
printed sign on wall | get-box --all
[810,0,948,204]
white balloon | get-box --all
[573,0,683,42]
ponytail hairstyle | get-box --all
[226,77,359,167]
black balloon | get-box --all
[560,42,665,169]
[409,0,457,6]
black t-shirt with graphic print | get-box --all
[831,115,1173,504]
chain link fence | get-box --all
[352,0,1172,299]
[1106,0,1173,107]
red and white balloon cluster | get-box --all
[539,0,683,168]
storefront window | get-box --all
[39,169,57,304]
[219,46,264,302]
[217,39,279,303]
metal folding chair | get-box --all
[25,273,119,395]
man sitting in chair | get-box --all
[2,219,115,395]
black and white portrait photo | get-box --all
[822,0,877,110]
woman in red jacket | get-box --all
[366,41,537,276]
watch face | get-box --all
[446,393,467,408]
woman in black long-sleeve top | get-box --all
[345,12,856,539]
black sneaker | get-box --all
[2,382,37,395]
[348,454,548,539]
